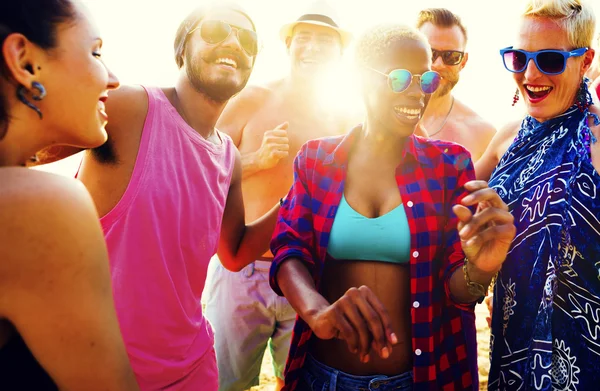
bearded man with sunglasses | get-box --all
[34,4,279,390]
[201,3,359,391]
[416,8,496,162]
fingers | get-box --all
[267,129,288,138]
[362,286,397,348]
[334,286,396,361]
[352,287,388,359]
[275,121,289,130]
[330,310,356,353]
[462,223,516,250]
[336,292,371,360]
[462,185,508,211]
[458,207,514,243]
[464,180,489,192]
[264,132,289,145]
[453,204,473,226]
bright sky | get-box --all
[43,0,600,175]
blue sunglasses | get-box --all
[367,67,441,94]
[500,46,588,75]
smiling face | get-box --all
[363,37,433,136]
[418,22,467,98]
[513,17,594,122]
[183,9,255,102]
[287,23,342,79]
[38,1,119,148]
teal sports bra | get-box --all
[327,195,411,263]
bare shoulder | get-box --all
[217,82,280,142]
[106,85,148,118]
[0,168,104,294]
[474,118,521,180]
[104,85,149,136]
[494,119,521,147]
[454,99,496,136]
[227,83,276,110]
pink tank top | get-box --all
[100,86,235,389]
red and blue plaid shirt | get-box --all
[269,126,478,390]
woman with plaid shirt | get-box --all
[268,24,516,391]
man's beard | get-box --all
[185,50,252,103]
[435,71,459,97]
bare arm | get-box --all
[471,120,497,163]
[0,169,138,390]
[217,150,281,271]
[276,258,396,362]
[475,120,521,181]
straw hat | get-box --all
[279,1,352,48]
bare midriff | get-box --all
[309,259,412,376]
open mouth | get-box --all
[214,57,238,69]
[98,96,107,117]
[524,84,552,102]
[393,105,422,121]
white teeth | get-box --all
[215,57,237,68]
[526,85,552,92]
[394,106,421,116]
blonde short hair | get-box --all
[522,0,596,48]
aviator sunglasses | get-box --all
[432,49,465,66]
[188,20,259,56]
[367,67,441,94]
[500,46,588,75]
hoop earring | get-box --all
[17,81,46,119]
[512,88,519,106]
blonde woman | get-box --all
[486,1,600,389]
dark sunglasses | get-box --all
[431,49,464,65]
[367,67,441,94]
[188,20,259,57]
[500,46,588,75]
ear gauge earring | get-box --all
[16,81,46,119]
[512,88,520,106]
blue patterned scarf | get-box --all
[488,81,600,390]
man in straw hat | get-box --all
[203,2,359,390]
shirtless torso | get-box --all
[218,79,358,253]
[418,97,496,162]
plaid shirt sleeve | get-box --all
[269,143,317,296]
[441,151,476,310]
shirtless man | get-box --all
[203,4,358,391]
[416,8,496,162]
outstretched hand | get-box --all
[452,180,516,273]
